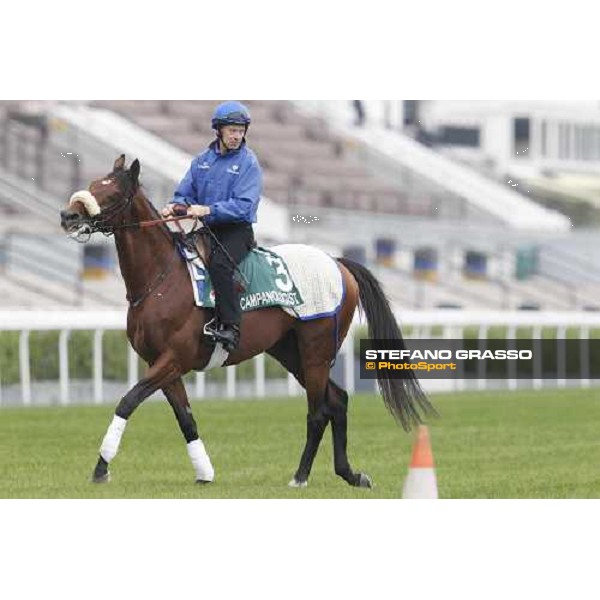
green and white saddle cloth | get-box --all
[181,243,345,320]
[182,245,304,312]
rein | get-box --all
[122,215,248,305]
[75,195,197,308]
[127,245,180,308]
[114,212,197,308]
[73,192,249,306]
[93,213,195,235]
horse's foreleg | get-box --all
[92,354,180,483]
[162,377,214,483]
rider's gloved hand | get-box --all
[187,205,211,218]
[173,204,190,216]
[161,204,175,217]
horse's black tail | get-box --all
[338,257,437,431]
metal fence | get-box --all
[1,309,599,407]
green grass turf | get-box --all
[1,388,600,498]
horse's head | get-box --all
[60,154,140,238]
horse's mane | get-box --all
[141,187,176,244]
[112,169,175,244]
[139,186,161,219]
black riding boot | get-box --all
[204,319,240,352]
[216,323,240,352]
[205,222,254,352]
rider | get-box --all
[162,101,263,352]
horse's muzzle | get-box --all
[60,208,85,231]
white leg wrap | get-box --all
[99,415,127,463]
[187,439,215,482]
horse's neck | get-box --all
[114,193,175,302]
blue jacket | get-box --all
[170,140,263,225]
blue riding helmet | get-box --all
[211,101,251,131]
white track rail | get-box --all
[1,309,598,406]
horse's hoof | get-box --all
[358,473,373,489]
[288,478,308,488]
[195,479,213,485]
[92,456,110,484]
[92,472,111,484]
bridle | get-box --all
[68,189,176,241]
[68,186,248,307]
[69,187,191,308]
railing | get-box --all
[396,310,600,392]
[1,309,599,407]
[0,310,304,406]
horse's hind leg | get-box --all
[92,353,180,483]
[268,331,327,487]
[269,328,360,488]
[327,380,372,488]
[291,361,331,487]
[163,377,214,483]
[266,330,305,386]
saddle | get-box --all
[177,236,305,314]
[169,222,344,322]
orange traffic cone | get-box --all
[402,425,438,499]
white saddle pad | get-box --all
[270,244,344,320]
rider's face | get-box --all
[220,124,246,151]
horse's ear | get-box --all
[113,154,126,172]
[130,159,140,190]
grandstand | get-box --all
[0,99,599,311]
[91,100,411,213]
[407,100,600,226]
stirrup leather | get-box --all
[203,318,220,339]
[203,319,240,350]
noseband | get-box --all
[67,185,247,306]
[68,187,136,242]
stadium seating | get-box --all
[92,100,412,215]
[0,100,598,312]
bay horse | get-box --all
[60,155,435,489]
